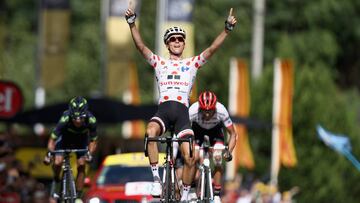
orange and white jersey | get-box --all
[189,102,233,129]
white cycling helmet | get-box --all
[163,26,186,44]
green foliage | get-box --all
[250,63,360,202]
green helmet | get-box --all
[68,96,88,118]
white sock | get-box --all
[150,163,160,181]
[180,184,191,201]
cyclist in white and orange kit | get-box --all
[125,6,237,202]
[189,91,237,202]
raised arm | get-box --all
[202,8,237,60]
[125,8,152,60]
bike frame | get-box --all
[145,133,193,203]
[51,149,88,203]
[197,137,228,202]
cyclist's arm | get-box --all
[226,124,237,153]
[88,114,98,154]
[47,138,56,152]
[126,8,152,60]
[202,8,237,60]
[88,140,97,154]
[48,112,68,151]
[202,30,230,60]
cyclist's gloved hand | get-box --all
[85,151,93,162]
[224,151,233,162]
[43,151,52,165]
[225,8,237,31]
[126,13,137,24]
[125,8,137,24]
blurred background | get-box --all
[0,0,360,202]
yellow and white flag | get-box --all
[122,62,145,139]
[271,58,297,184]
[227,58,255,180]
[39,0,70,90]
[104,0,141,97]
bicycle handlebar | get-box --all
[144,136,193,158]
[49,148,89,155]
[195,145,229,151]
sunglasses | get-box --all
[200,109,215,114]
[168,36,185,43]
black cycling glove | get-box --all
[126,13,137,24]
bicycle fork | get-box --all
[162,158,177,202]
[62,160,77,201]
[199,161,214,201]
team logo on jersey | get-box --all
[181,66,190,72]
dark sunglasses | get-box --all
[200,109,215,114]
[168,36,184,43]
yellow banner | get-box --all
[278,59,297,167]
[233,59,254,170]
[227,58,255,180]
[39,9,70,90]
[122,62,145,139]
[105,0,141,97]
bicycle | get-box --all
[47,148,89,203]
[196,135,229,203]
[144,128,193,203]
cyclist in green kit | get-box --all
[44,96,97,201]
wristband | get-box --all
[225,20,234,31]
[126,14,137,24]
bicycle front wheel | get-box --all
[163,163,171,202]
[204,167,212,203]
[62,169,77,203]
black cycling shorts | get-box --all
[54,135,88,158]
[150,101,193,138]
[192,122,225,146]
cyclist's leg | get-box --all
[146,116,164,197]
[146,120,162,179]
[73,137,88,197]
[210,127,225,198]
[192,123,205,183]
[50,141,64,201]
[53,140,64,182]
[178,129,195,201]
[75,157,86,196]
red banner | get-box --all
[0,81,23,118]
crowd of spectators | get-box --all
[0,130,49,203]
[222,175,299,203]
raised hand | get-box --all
[227,8,237,25]
[125,1,136,24]
[225,8,237,31]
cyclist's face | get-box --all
[166,35,185,55]
[72,117,85,127]
[200,109,215,121]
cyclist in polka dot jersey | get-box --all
[147,53,206,106]
[125,6,237,202]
